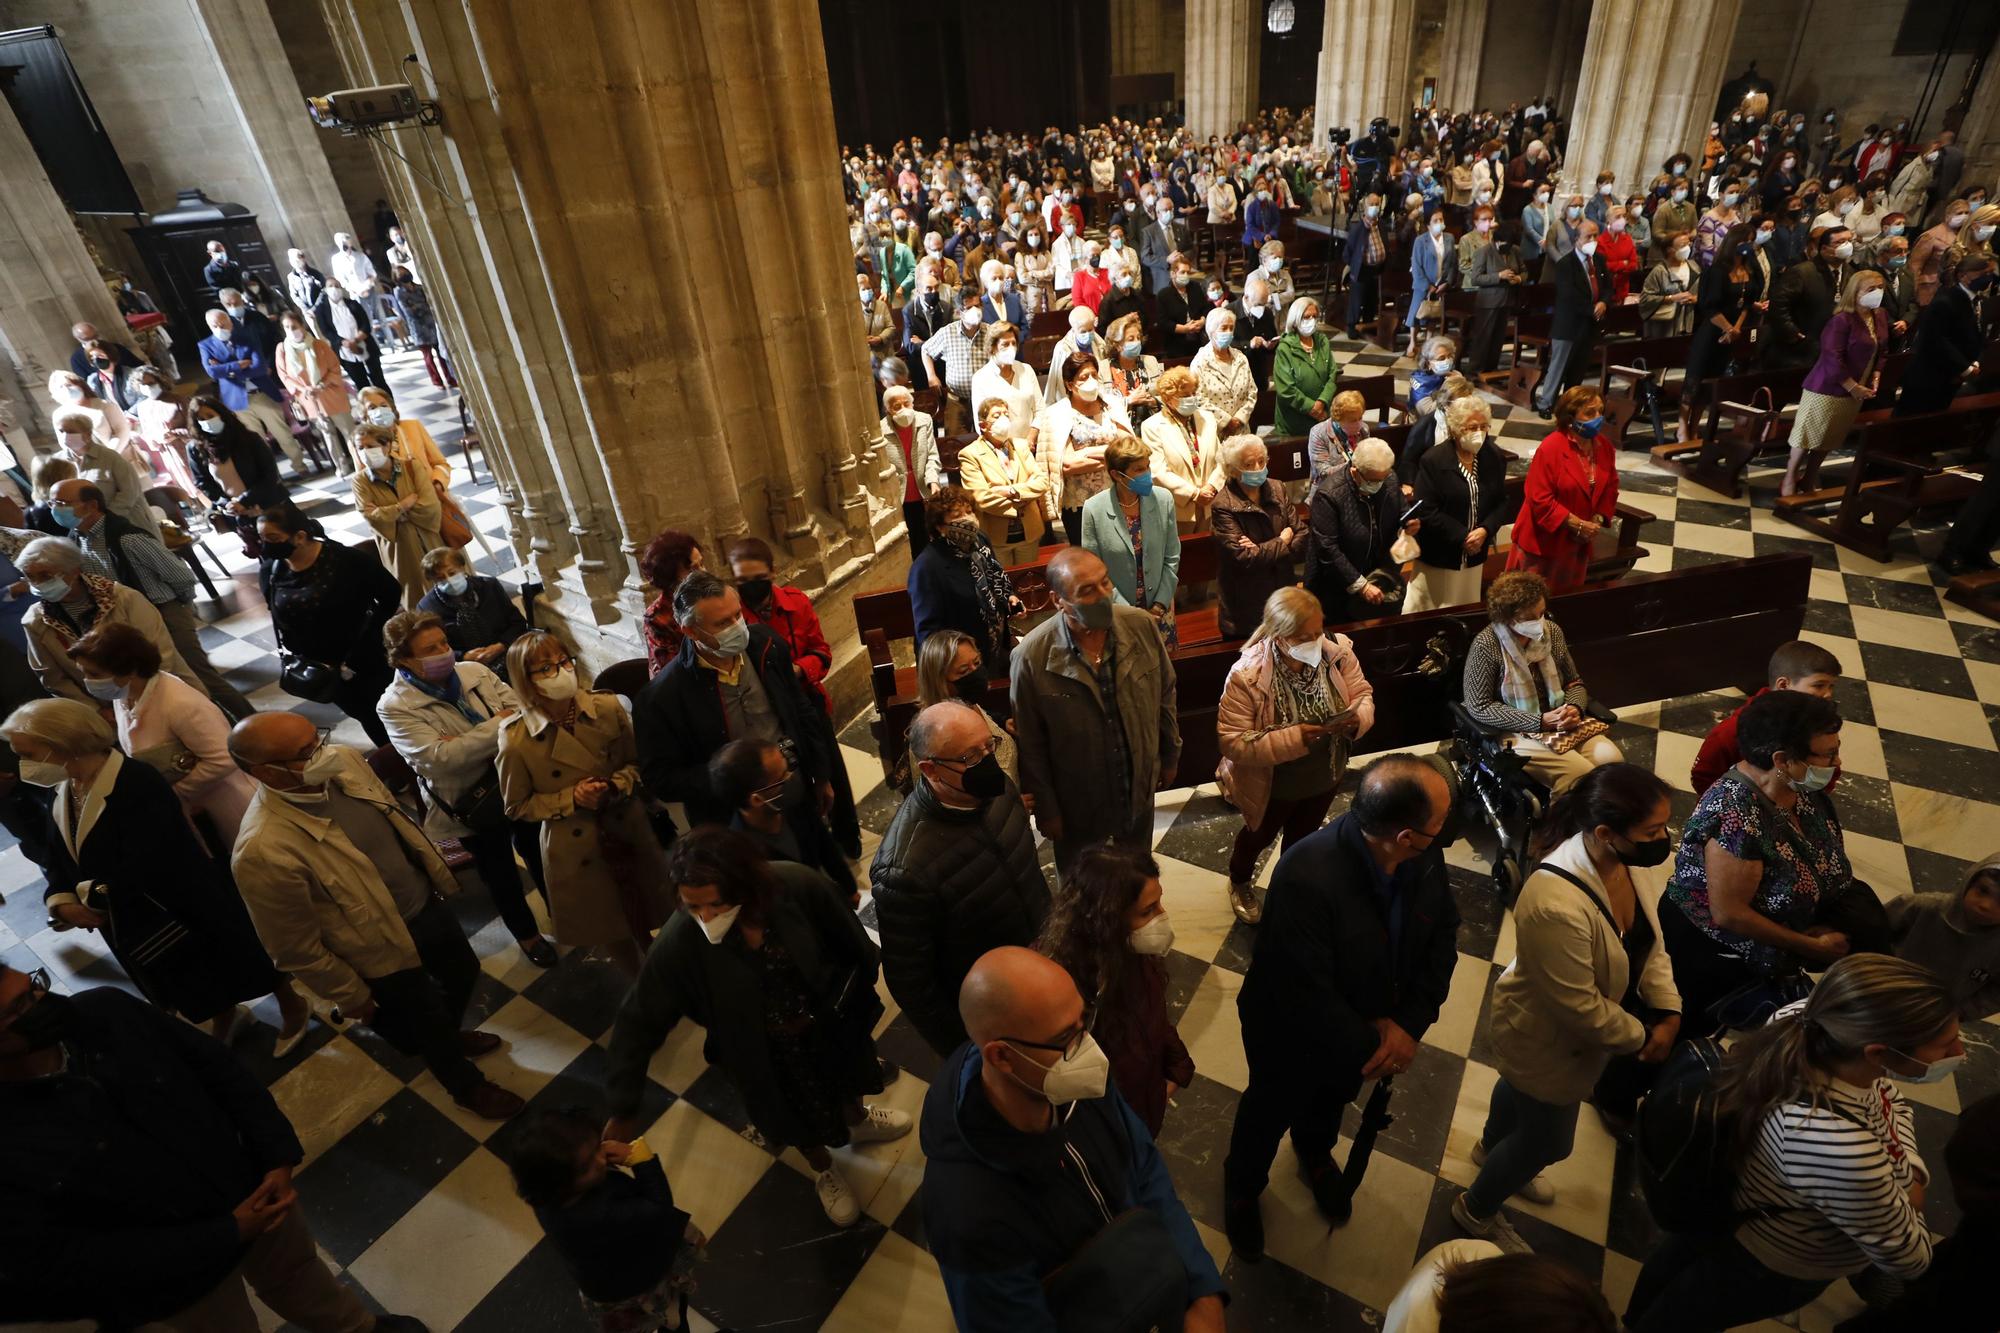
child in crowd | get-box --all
[1689,640,1841,794]
[1887,855,2000,1020]
[508,1108,706,1332]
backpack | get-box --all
[1634,1035,1745,1232]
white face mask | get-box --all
[989,415,1011,437]
[1579,240,1598,257]
[1859,287,1885,309]
[1460,429,1487,449]
[1298,318,1316,337]
[696,904,742,945]
[890,406,915,427]
[17,758,67,788]
[366,406,397,427]
[1430,358,1453,374]
[363,447,392,472]
[1074,379,1101,402]
[1129,913,1175,956]
[995,343,1018,365]
[539,666,579,701]
[1283,637,1323,667]
[1004,1033,1112,1105]
[1513,617,1546,640]
[1674,247,1692,262]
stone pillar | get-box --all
[1958,59,2000,201]
[1185,0,1260,139]
[1436,0,1488,112]
[189,0,356,254]
[0,96,132,461]
[1562,0,1741,196]
[1314,0,1416,148]
[317,0,897,667]
[1111,0,1163,79]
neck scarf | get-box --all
[940,524,1012,650]
[399,665,483,725]
[1493,621,1563,719]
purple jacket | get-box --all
[1802,308,1887,397]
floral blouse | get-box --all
[1664,769,1851,975]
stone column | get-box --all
[1957,59,2000,201]
[1185,0,1260,139]
[1314,0,1416,148]
[189,0,356,255]
[1543,0,1591,116]
[1112,0,1163,79]
[1436,0,1488,112]
[0,96,132,460]
[1562,0,1741,196]
[317,0,897,666]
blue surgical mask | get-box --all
[1122,471,1155,498]
[83,676,123,701]
[1239,467,1269,488]
[441,573,470,597]
[1789,761,1836,793]
[30,577,69,601]
[50,504,80,530]
[1356,477,1384,496]
[1214,330,1233,349]
[1122,339,1143,358]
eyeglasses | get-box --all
[527,654,576,682]
[287,727,333,768]
[2,968,50,1025]
[935,737,999,769]
[1004,1004,1098,1061]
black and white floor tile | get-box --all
[11,340,2000,1333]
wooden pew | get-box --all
[1649,364,1809,497]
[1598,333,1694,450]
[1773,392,2000,560]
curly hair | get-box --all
[1485,570,1548,624]
[1035,844,1161,1050]
[639,529,702,593]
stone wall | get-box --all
[1476,0,1561,110]
[1725,0,1979,141]
[263,0,392,242]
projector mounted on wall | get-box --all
[305,84,439,133]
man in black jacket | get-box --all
[1305,438,1415,625]
[1898,253,1989,417]
[633,570,852,894]
[0,969,425,1332]
[1223,755,1461,1261]
[901,261,951,390]
[1761,224,1851,371]
[871,702,1051,1055]
[1533,219,1609,415]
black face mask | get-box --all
[738,577,773,607]
[1615,833,1673,868]
[8,992,74,1051]
[951,673,987,707]
[259,538,296,561]
[954,753,1008,800]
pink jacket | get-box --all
[1215,634,1375,830]
[114,671,258,853]
[275,336,352,420]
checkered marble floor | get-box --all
[9,343,2000,1333]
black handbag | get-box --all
[426,773,507,834]
[1041,1206,1191,1333]
[279,653,342,704]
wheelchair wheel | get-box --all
[1492,852,1525,908]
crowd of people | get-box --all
[6,88,1999,1333]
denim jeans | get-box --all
[1626,1231,1832,1332]
[1464,1077,1577,1217]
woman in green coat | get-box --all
[1272,296,1338,437]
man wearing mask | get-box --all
[1534,220,1610,416]
[1650,180,1699,265]
[198,307,307,472]
[1140,197,1193,294]
[871,702,1051,1056]
[901,259,951,391]
[922,290,987,435]
[202,239,245,295]
[227,711,525,1120]
[632,570,851,894]
[284,248,327,330]
[311,281,387,391]
[216,286,278,365]
[1010,548,1179,875]
[1764,226,1852,370]
[922,947,1227,1331]
[1224,755,1460,1261]
[326,231,376,301]
[66,323,146,410]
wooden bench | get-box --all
[1649,364,1809,497]
[1597,334,1694,450]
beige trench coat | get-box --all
[352,459,443,609]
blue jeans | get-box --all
[1626,1231,1831,1332]
[1464,1077,1577,1217]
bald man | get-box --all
[920,947,1226,1331]
[1223,754,1460,1261]
[1010,548,1179,875]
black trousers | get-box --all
[365,895,483,1097]
[1224,1037,1365,1200]
[903,499,929,559]
[1465,304,1509,373]
[1346,264,1381,333]
[0,778,56,880]
[463,820,548,942]
[328,666,392,748]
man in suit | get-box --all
[1140,199,1193,294]
[977,258,1026,333]
[201,240,244,295]
[1534,219,1609,415]
[1762,226,1851,371]
[1898,253,1988,419]
[197,307,306,470]
[900,259,951,390]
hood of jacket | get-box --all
[1947,852,2000,932]
[921,1041,1075,1176]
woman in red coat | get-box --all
[1507,384,1618,593]
[1598,205,1642,304]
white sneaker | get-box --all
[847,1104,913,1144]
[1451,1191,1533,1255]
[1470,1138,1556,1205]
[815,1168,860,1227]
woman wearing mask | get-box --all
[601,828,902,1228]
[378,610,556,969]
[1887,147,1935,221]
[1521,186,1552,273]
[1306,389,1372,486]
[1141,366,1223,535]
[1042,305,1100,405]
[44,369,130,451]
[1409,335,1459,417]
[1507,386,1617,593]
[1598,205,1642,304]
[1242,176,1280,270]
[1190,306,1257,433]
[1097,252,1146,337]
[1081,435,1181,642]
[958,398,1048,566]
[1783,269,1890,496]
[1409,212,1455,357]
[1207,170,1240,225]
[909,486,1018,680]
[1102,310,1161,424]
[1156,257,1208,359]
[1345,194,1390,334]
[1453,764,1681,1257]
[1625,953,1952,1332]
[1650,180,1699,265]
[1258,241,1296,311]
[1850,183,1893,247]
[1684,224,1761,404]
[1039,355,1131,545]
[351,423,445,610]
[1014,221,1053,316]
[1465,217,1526,376]
[390,266,453,389]
[416,545,529,667]
[356,386,452,496]
[1035,845,1194,1136]
[1212,435,1304,641]
[122,365,206,502]
[1216,585,1373,923]
[914,629,1016,788]
[1409,396,1513,611]
[1624,194,1654,259]
[4,696,310,1048]
[1273,298,1337,437]
[968,322,1041,457]
[1912,197,1967,307]
[273,310,357,478]
[1463,570,1623,794]
[499,630,671,978]
[1945,203,2000,277]
[258,502,400,746]
[1639,231,1702,337]
[185,396,287,542]
[1694,179,1746,270]
[1860,210,1909,267]
[639,530,703,676]
[1542,194,1587,280]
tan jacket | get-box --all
[1140,407,1224,529]
[956,434,1049,547]
[23,576,200,704]
[231,746,458,1013]
[396,418,454,490]
[1488,833,1681,1103]
[1215,635,1374,831]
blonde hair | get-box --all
[1836,267,1886,315]
[52,410,95,435]
[915,629,980,708]
[1154,365,1197,400]
[31,455,78,501]
[1,697,116,758]
[1245,585,1324,649]
[1331,389,1366,420]
[504,629,571,706]
[1105,311,1146,352]
[1104,433,1150,474]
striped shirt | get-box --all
[1733,1072,1932,1281]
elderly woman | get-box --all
[1507,385,1616,593]
[1141,366,1223,534]
[379,609,556,969]
[1409,334,1458,416]
[858,269,895,366]
[1463,570,1623,796]
[46,369,131,451]
[258,503,400,746]
[1639,231,1701,336]
[1082,434,1181,642]
[1410,395,1513,611]
[415,544,530,667]
[1216,586,1374,923]
[914,628,1017,789]
[1102,309,1161,423]
[351,422,445,610]
[499,630,672,978]
[16,537,198,705]
[274,309,356,477]
[1305,388,1372,487]
[879,381,941,558]
[1598,204,1642,303]
[1097,255,1147,338]
[1273,297,1337,437]
[123,365,206,502]
[957,397,1048,566]
[1783,268,1890,496]
[3,696,308,1048]
[640,530,704,676]
[967,320,1041,456]
[1155,255,1207,359]
[70,621,254,853]
[50,408,159,539]
[1660,690,1858,1037]
[1212,434,1304,641]
[1190,305,1257,433]
[909,485,1017,682]
[1305,438,1412,624]
[1038,354,1131,545]
[1258,240,1297,311]
[1042,304,1101,405]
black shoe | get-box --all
[878,1057,901,1085]
[521,937,558,968]
[1224,1195,1265,1263]
[1299,1156,1354,1225]
[459,1029,503,1058]
[1969,551,2000,572]
[1536,406,1553,420]
[373,1317,430,1333]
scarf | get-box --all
[43,575,120,645]
[282,337,326,387]
[939,523,1011,651]
[399,666,484,725]
[1493,622,1563,720]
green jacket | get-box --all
[1272,331,1337,437]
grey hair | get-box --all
[19,537,83,575]
[0,697,115,758]
[1421,334,1458,362]
[1244,585,1324,650]
[1350,439,1396,475]
[1204,304,1235,341]
[1444,394,1493,439]
[1282,296,1318,334]
[908,700,983,762]
[672,569,730,627]
[204,307,229,325]
[217,287,244,303]
[1220,433,1267,475]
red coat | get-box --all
[1506,430,1618,593]
[744,584,833,715]
[1598,228,1641,303]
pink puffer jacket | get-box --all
[1215,634,1375,831]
